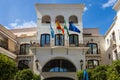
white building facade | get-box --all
[105,0,120,64]
[0,3,106,80]
[0,1,120,80]
[33,4,89,80]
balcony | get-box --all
[86,53,101,57]
[41,72,76,80]
[0,47,17,59]
[86,48,101,58]
[30,40,87,48]
[110,38,116,47]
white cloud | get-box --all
[4,26,10,29]
[9,19,37,29]
[84,6,88,12]
[102,0,117,8]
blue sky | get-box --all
[0,0,117,35]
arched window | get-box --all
[18,60,29,70]
[0,34,8,49]
[19,44,30,55]
[69,34,78,46]
[113,50,118,60]
[55,15,64,23]
[55,34,64,46]
[69,15,78,23]
[108,53,111,59]
[42,15,51,23]
[87,60,99,69]
[40,34,50,47]
[42,59,76,72]
[87,43,98,54]
[112,31,116,42]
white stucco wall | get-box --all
[31,46,88,79]
[35,4,84,46]
[105,2,120,63]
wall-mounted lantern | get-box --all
[80,59,83,70]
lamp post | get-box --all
[35,60,39,70]
[80,59,83,70]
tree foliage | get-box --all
[77,60,120,80]
[33,74,41,80]
[14,69,33,80]
[0,53,17,80]
[107,60,120,80]
[14,69,40,80]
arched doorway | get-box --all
[44,77,74,80]
[42,59,76,72]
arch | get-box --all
[86,43,98,54]
[44,77,74,80]
[19,43,30,55]
[18,60,29,70]
[69,34,79,46]
[69,15,78,23]
[42,15,51,23]
[55,15,64,23]
[42,58,76,72]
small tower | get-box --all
[33,4,89,80]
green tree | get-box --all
[107,60,120,80]
[77,69,93,80]
[77,70,83,80]
[77,60,120,80]
[0,53,17,80]
[77,66,108,80]
[14,69,33,80]
[33,74,41,80]
[14,69,41,80]
[92,65,108,80]
[87,69,94,80]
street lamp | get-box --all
[80,59,83,70]
[35,60,39,70]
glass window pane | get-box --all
[55,35,59,45]
[55,34,64,46]
[69,34,78,46]
[87,43,98,54]
[46,35,50,44]
[74,35,78,46]
[20,44,30,55]
[41,34,50,46]
[20,45,25,54]
[25,44,30,54]
[69,35,73,44]
[93,44,97,54]
[87,60,99,69]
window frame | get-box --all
[87,59,99,69]
[55,34,64,46]
[55,15,64,23]
[69,34,79,46]
[19,43,30,55]
[69,15,78,23]
[87,43,98,54]
[40,34,50,47]
[41,15,51,24]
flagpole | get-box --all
[67,20,69,55]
